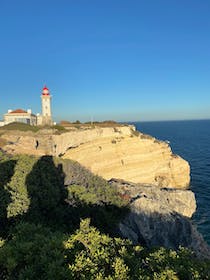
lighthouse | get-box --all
[40,85,53,125]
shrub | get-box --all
[0,152,210,279]
[1,220,209,280]
[6,155,36,218]
[52,124,67,134]
[60,158,127,208]
[0,222,71,280]
[0,122,40,132]
[64,219,131,280]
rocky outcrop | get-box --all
[0,126,134,156]
[0,125,190,188]
[0,129,54,156]
[62,129,190,188]
[109,179,210,259]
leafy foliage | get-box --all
[6,155,35,218]
[0,222,70,280]
[0,220,209,280]
[25,156,67,222]
[59,158,127,207]
[0,151,209,279]
[64,219,130,280]
[0,158,16,220]
[0,151,127,232]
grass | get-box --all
[0,122,67,134]
[0,121,128,134]
[60,120,127,128]
[0,122,40,132]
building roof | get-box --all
[10,109,27,114]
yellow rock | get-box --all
[63,129,190,188]
[1,125,190,188]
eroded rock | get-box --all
[0,125,190,188]
[109,179,210,259]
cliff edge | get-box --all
[0,125,190,188]
[110,179,210,259]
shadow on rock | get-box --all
[119,202,210,259]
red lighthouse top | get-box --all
[42,85,50,96]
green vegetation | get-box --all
[60,120,126,128]
[0,122,41,132]
[0,120,127,137]
[0,122,67,135]
[53,124,67,133]
[0,150,209,279]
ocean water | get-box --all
[132,120,210,245]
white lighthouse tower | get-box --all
[40,85,53,125]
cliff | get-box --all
[0,125,190,188]
[110,179,210,258]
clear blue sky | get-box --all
[0,0,209,122]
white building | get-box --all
[4,109,37,125]
[1,86,53,126]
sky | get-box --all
[0,0,209,122]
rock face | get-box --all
[0,125,190,188]
[0,129,54,156]
[109,179,210,258]
[63,132,190,188]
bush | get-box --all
[0,122,40,132]
[0,222,71,280]
[0,220,209,280]
[60,158,127,208]
[64,219,131,280]
[0,152,210,279]
[0,152,127,233]
[6,155,36,218]
[52,124,67,134]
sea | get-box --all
[131,120,210,245]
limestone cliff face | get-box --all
[0,130,54,156]
[0,125,190,188]
[62,129,190,188]
[110,179,210,258]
